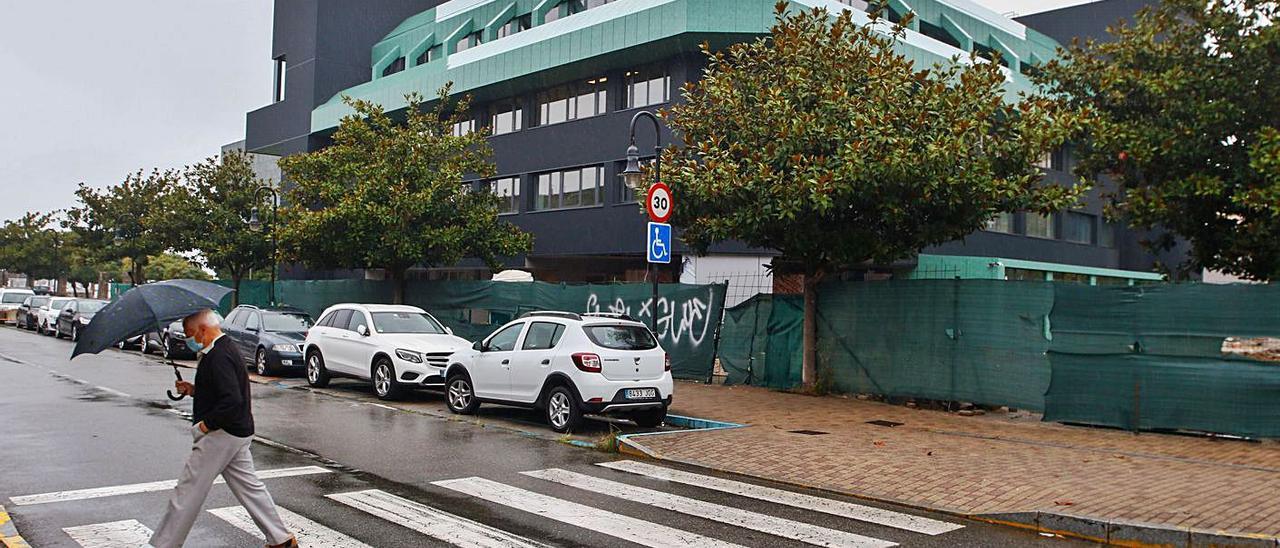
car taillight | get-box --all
[664,353,671,372]
[572,352,602,373]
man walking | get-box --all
[150,309,298,548]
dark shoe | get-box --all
[266,536,298,548]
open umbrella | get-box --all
[71,279,234,400]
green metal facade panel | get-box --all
[907,254,1166,282]
[313,0,1061,132]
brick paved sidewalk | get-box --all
[630,382,1280,544]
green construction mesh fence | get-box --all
[718,294,803,388]
[1045,283,1280,438]
[816,279,1055,410]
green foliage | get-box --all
[0,212,69,281]
[278,86,532,302]
[117,254,210,282]
[64,169,183,284]
[663,3,1086,276]
[168,152,274,296]
[1038,0,1280,280]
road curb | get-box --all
[620,431,1280,547]
[0,505,31,548]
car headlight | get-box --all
[395,349,423,363]
[271,344,296,352]
[79,317,91,325]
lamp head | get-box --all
[248,207,262,233]
[619,143,644,190]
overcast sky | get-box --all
[0,0,1080,224]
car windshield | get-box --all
[49,298,73,309]
[78,301,107,313]
[371,312,445,334]
[2,293,31,304]
[583,324,659,350]
[31,297,50,307]
[262,312,313,332]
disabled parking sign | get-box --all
[647,222,671,264]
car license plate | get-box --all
[280,360,293,366]
[625,388,657,400]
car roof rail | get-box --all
[519,311,582,321]
[581,312,634,321]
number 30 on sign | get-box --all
[646,182,672,223]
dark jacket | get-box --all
[192,334,255,438]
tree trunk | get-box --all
[391,268,407,304]
[801,270,824,390]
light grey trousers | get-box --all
[150,424,291,547]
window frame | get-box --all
[536,77,608,127]
[623,65,671,110]
[521,321,567,351]
[381,56,406,77]
[489,176,521,215]
[534,165,604,211]
[485,322,526,352]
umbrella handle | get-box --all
[167,363,186,401]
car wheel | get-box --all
[255,348,273,376]
[631,407,668,428]
[71,325,79,342]
[162,337,172,359]
[306,351,331,388]
[445,373,480,415]
[141,337,154,355]
[117,340,127,350]
[546,386,582,433]
[372,358,403,401]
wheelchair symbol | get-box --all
[652,227,668,259]
[647,222,672,264]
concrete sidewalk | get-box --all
[629,382,1280,546]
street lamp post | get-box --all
[620,110,663,332]
[248,186,280,306]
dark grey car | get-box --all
[55,299,107,341]
[222,305,313,376]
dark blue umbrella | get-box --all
[71,279,233,399]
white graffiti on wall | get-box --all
[585,287,717,347]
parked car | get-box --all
[222,305,314,375]
[0,288,35,325]
[116,332,162,354]
[303,304,469,400]
[444,311,672,433]
[16,295,50,330]
[38,297,76,335]
[55,299,108,341]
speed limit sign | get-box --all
[646,182,672,223]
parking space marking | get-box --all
[10,466,331,506]
[434,477,744,548]
[524,468,897,548]
[209,505,370,547]
[598,460,963,535]
[328,489,549,548]
[62,519,153,548]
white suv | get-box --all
[303,304,470,400]
[445,312,673,433]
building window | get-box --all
[537,77,608,126]
[1099,220,1116,248]
[498,14,531,38]
[1025,212,1056,239]
[973,43,1008,67]
[1034,147,1065,171]
[490,177,520,215]
[273,56,287,103]
[381,57,405,77]
[490,101,523,135]
[456,31,483,53]
[836,0,870,10]
[452,118,475,136]
[985,212,1014,234]
[919,20,961,49]
[1063,211,1096,244]
[625,66,670,109]
[1020,62,1042,79]
[416,45,442,66]
[545,0,614,23]
[536,166,603,210]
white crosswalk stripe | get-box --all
[209,505,371,547]
[523,468,898,548]
[598,460,962,535]
[10,465,331,506]
[63,519,153,548]
[328,489,550,548]
[434,476,747,548]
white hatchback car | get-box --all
[445,312,673,433]
[303,304,470,400]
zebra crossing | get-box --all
[19,460,967,547]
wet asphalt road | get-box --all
[0,326,1088,547]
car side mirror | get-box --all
[357,324,369,336]
[445,326,454,336]
[248,326,259,333]
[472,340,484,352]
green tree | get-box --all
[170,152,274,306]
[278,87,532,303]
[0,212,69,284]
[1038,0,1280,280]
[662,3,1086,388]
[64,169,182,284]
[120,254,210,282]
[63,232,107,297]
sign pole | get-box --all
[651,154,661,332]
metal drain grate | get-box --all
[787,429,830,435]
[865,420,904,428]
